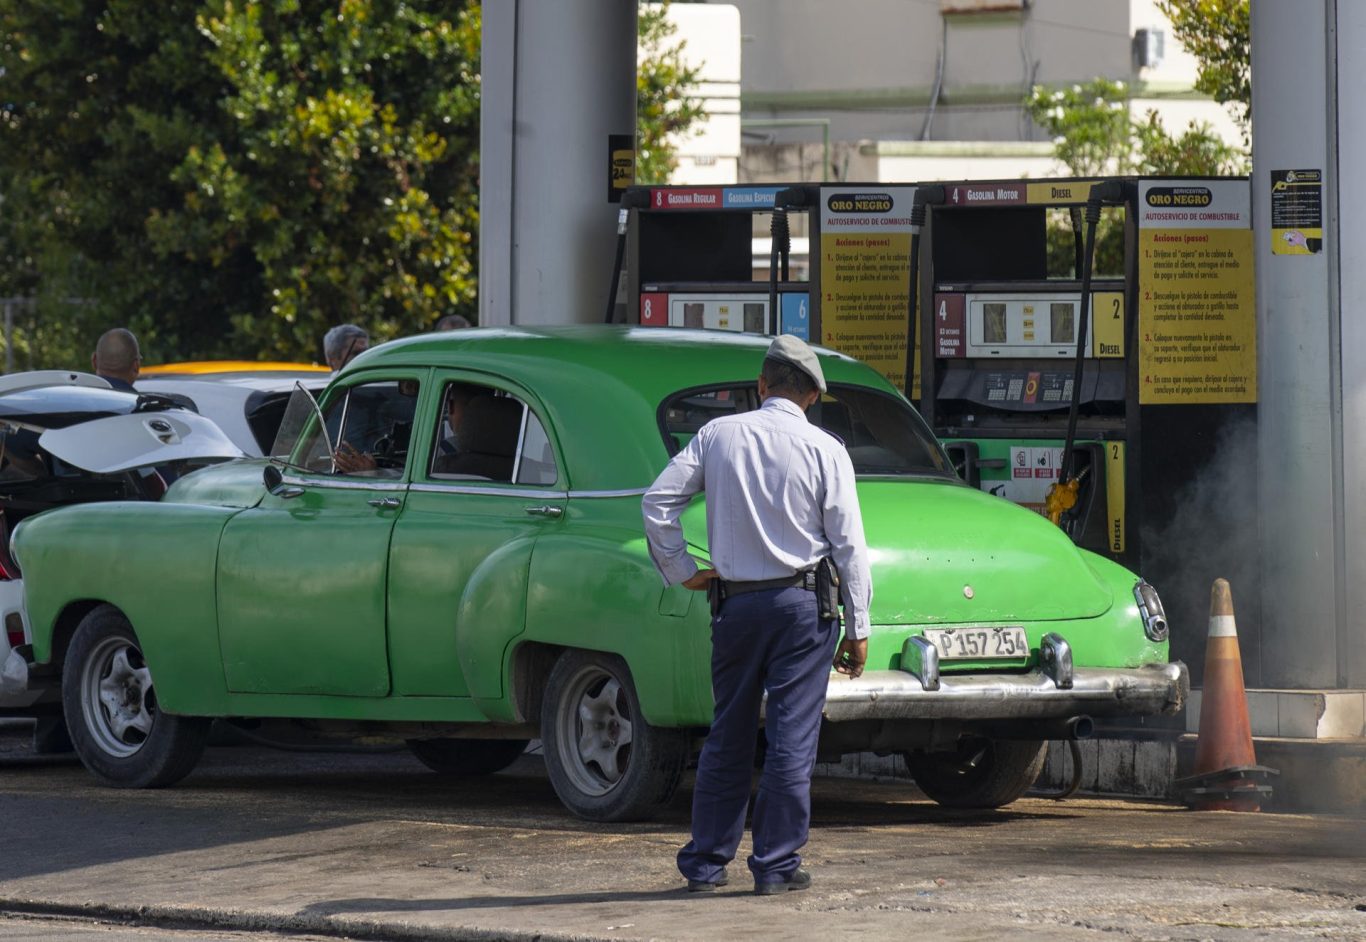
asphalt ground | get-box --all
[0,724,1362,941]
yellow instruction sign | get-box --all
[818,187,918,393]
[1137,180,1256,404]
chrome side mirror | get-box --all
[263,464,304,499]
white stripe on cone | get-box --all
[1207,614,1238,638]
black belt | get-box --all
[718,570,817,600]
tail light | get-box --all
[5,613,23,649]
[0,511,15,580]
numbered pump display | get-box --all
[611,184,814,339]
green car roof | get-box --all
[342,326,904,492]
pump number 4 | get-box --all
[923,626,1028,660]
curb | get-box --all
[0,899,623,942]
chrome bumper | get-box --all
[821,662,1188,724]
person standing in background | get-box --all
[91,328,141,392]
[323,324,369,373]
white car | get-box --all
[0,371,243,723]
[136,363,330,457]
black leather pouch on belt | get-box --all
[707,578,722,618]
[815,557,841,622]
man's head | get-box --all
[91,328,141,384]
[444,383,480,432]
[436,314,472,331]
[758,335,825,410]
[324,324,369,371]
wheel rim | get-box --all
[554,663,635,798]
[80,635,156,758]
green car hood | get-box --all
[678,477,1112,626]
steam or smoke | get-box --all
[1140,417,1261,687]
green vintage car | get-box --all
[12,327,1185,820]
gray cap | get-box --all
[765,334,826,393]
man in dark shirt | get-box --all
[91,328,141,392]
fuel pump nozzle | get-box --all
[1048,180,1127,529]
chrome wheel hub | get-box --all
[81,636,155,758]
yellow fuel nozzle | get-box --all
[1045,477,1080,527]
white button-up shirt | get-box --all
[642,396,873,640]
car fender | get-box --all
[457,534,534,714]
[16,501,238,714]
[1076,549,1170,667]
[516,524,712,727]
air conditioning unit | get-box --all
[1134,28,1165,69]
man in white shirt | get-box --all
[642,334,871,896]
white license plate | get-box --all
[922,626,1028,661]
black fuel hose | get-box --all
[604,188,649,324]
[768,208,790,334]
[903,185,945,400]
[1060,181,1125,483]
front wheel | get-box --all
[904,737,1047,809]
[61,605,210,788]
[540,650,688,822]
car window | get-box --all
[658,383,953,477]
[429,381,557,486]
[295,379,420,477]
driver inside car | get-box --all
[331,380,419,476]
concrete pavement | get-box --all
[0,729,1362,941]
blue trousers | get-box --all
[677,586,838,886]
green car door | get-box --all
[385,372,566,698]
[216,372,426,697]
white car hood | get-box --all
[39,410,245,473]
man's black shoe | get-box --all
[754,868,812,896]
[686,867,729,892]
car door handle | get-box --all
[525,505,563,518]
[272,485,305,499]
[367,497,402,509]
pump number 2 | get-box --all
[923,626,1028,661]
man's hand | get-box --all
[682,568,719,591]
[334,441,377,474]
[833,637,867,678]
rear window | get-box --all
[659,383,953,477]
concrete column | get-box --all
[1252,0,1364,687]
[479,1,637,327]
[1335,1,1366,687]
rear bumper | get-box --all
[821,661,1188,724]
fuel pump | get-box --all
[918,174,1258,605]
[614,183,814,338]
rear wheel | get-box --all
[904,737,1047,809]
[540,650,688,822]
[61,605,209,788]
[407,738,529,776]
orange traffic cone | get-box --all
[1177,579,1277,811]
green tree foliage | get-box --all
[1,1,702,368]
[1025,78,1247,178]
[161,0,482,359]
[0,0,480,367]
[1156,0,1250,135]
[636,1,705,184]
[1025,79,1133,176]
[0,0,250,368]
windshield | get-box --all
[659,383,953,477]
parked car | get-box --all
[12,328,1185,819]
[0,370,244,722]
[137,362,330,457]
